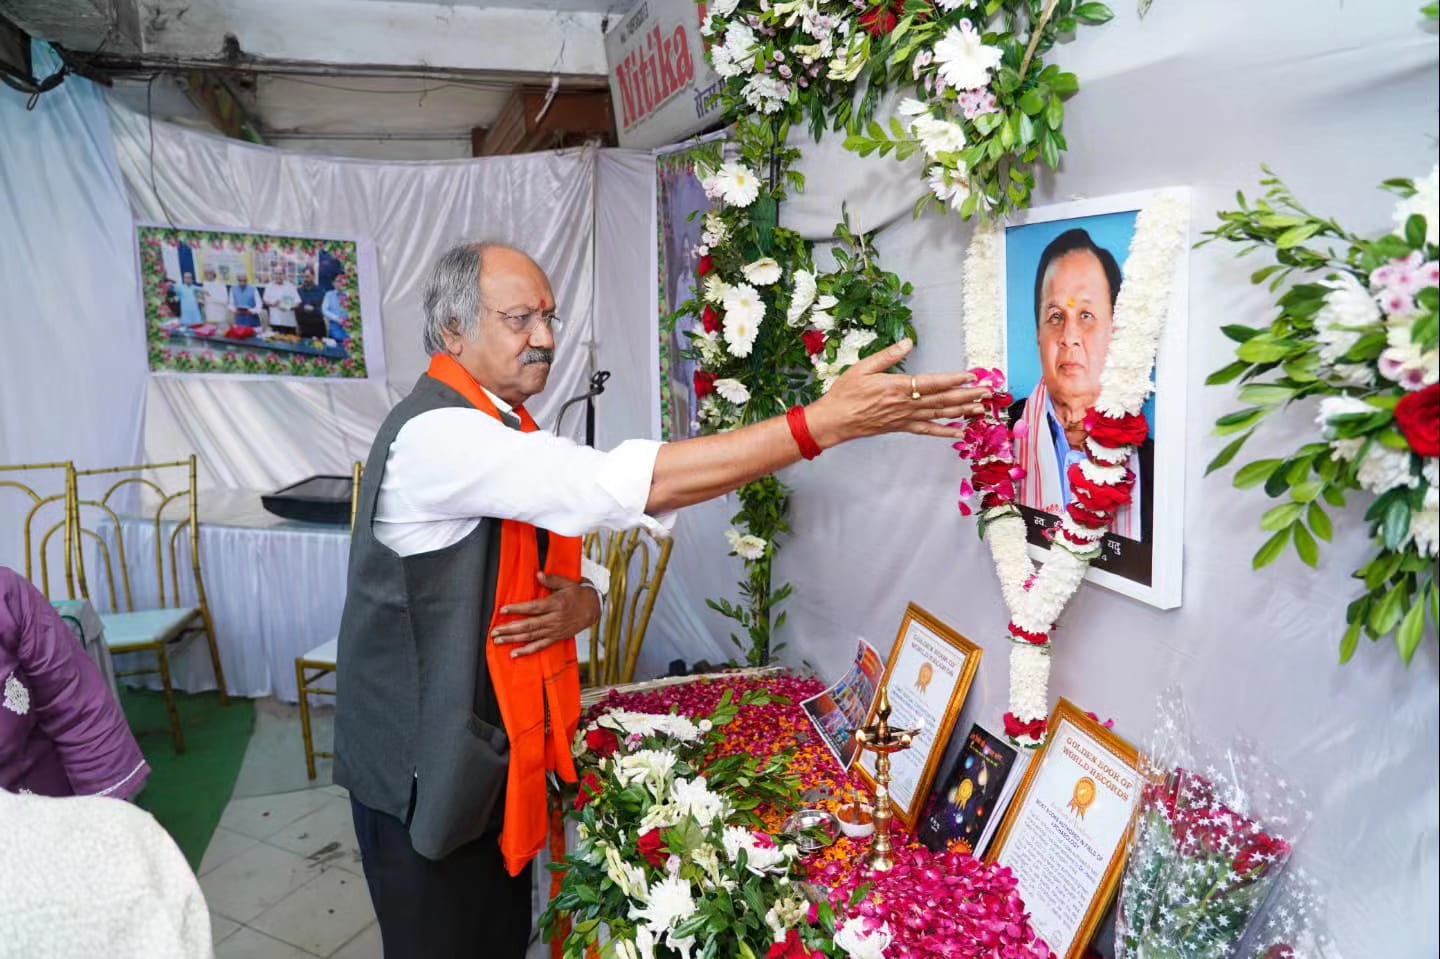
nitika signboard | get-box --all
[604,0,725,148]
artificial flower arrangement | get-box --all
[1203,164,1439,666]
[545,676,1055,959]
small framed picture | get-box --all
[986,699,1142,959]
[854,604,982,832]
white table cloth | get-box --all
[100,490,350,703]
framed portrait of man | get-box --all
[998,189,1189,609]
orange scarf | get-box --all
[427,354,583,876]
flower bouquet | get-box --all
[1116,693,1310,959]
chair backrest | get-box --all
[581,527,674,686]
[0,462,75,599]
[70,456,208,615]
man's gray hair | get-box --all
[422,241,494,356]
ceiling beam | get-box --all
[136,0,609,79]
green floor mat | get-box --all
[119,688,256,870]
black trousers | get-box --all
[351,797,533,958]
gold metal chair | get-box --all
[580,528,674,687]
[0,462,76,598]
[297,461,362,780]
[70,456,229,754]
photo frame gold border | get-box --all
[854,602,982,832]
[984,698,1141,959]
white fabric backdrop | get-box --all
[0,44,146,579]
[597,2,1439,954]
[107,104,601,487]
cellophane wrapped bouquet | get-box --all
[1115,692,1322,959]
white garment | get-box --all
[199,281,229,327]
[263,281,299,329]
[0,789,212,959]
[373,391,673,580]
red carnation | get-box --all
[695,369,717,400]
[575,772,603,811]
[1084,409,1150,448]
[585,727,620,759]
[702,304,721,334]
[767,930,823,959]
[803,329,827,355]
[636,829,668,868]
[698,255,715,278]
[1003,712,1047,742]
[1395,383,1440,457]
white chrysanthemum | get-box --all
[616,749,678,793]
[722,22,758,66]
[742,257,783,286]
[897,97,929,118]
[911,114,966,157]
[928,164,971,212]
[787,269,818,325]
[639,802,685,832]
[1316,395,1374,435]
[629,874,697,937]
[1411,504,1440,558]
[710,43,740,78]
[710,0,739,16]
[721,826,789,875]
[1393,164,1439,247]
[834,920,894,959]
[670,775,729,826]
[932,20,1001,91]
[703,275,730,304]
[1315,272,1381,366]
[707,161,761,208]
[743,74,791,115]
[725,527,767,560]
[835,328,878,368]
[809,311,834,332]
[1008,642,1051,723]
[714,377,751,405]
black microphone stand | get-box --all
[552,370,611,447]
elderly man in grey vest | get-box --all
[334,242,990,957]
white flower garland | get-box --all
[962,195,1189,744]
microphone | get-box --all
[552,370,611,446]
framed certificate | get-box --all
[855,604,982,831]
[986,699,1141,959]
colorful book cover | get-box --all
[917,723,1022,856]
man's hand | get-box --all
[807,339,992,446]
[491,571,602,659]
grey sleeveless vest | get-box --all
[333,373,511,860]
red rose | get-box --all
[971,462,1013,487]
[1003,712,1047,742]
[695,369,717,399]
[575,772,603,811]
[585,728,619,759]
[697,255,715,278]
[1084,409,1150,448]
[636,829,668,868]
[702,304,721,334]
[803,329,827,355]
[1068,464,1135,512]
[1396,383,1440,457]
[766,930,823,959]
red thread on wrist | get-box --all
[786,406,823,460]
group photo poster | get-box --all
[137,224,384,380]
[801,636,884,771]
[996,189,1189,609]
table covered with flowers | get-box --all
[543,672,1053,959]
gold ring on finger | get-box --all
[910,376,921,401]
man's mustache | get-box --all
[522,348,554,367]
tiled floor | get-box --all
[200,785,379,959]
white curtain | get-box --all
[106,104,601,489]
[618,1,1438,955]
[0,44,146,579]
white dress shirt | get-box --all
[373,386,673,594]
[263,281,300,330]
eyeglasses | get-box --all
[493,307,562,336]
